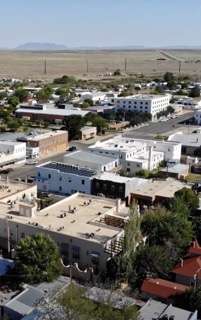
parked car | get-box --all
[68,146,77,152]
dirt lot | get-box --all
[0,49,201,80]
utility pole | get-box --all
[86,59,89,73]
[44,59,47,75]
[178,61,182,74]
[124,58,128,73]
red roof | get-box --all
[172,256,201,279]
[188,241,201,257]
[141,278,188,299]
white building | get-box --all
[0,141,26,166]
[114,94,171,119]
[37,162,97,195]
[63,151,119,172]
[89,135,181,175]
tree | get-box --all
[189,85,200,98]
[129,245,173,288]
[37,86,53,102]
[113,69,121,76]
[164,72,174,83]
[120,205,142,278]
[141,207,193,257]
[63,115,84,140]
[53,75,76,85]
[8,96,20,108]
[59,283,138,320]
[84,113,108,133]
[15,234,62,284]
[174,188,199,211]
[15,88,29,102]
[172,286,201,317]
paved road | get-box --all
[5,112,194,181]
[6,140,94,181]
[124,112,194,139]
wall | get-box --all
[37,167,93,195]
[0,217,110,271]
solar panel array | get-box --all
[44,162,97,177]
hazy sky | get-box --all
[1,0,201,48]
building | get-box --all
[131,178,186,206]
[0,141,26,167]
[168,131,201,156]
[4,286,44,320]
[159,163,189,180]
[17,130,68,160]
[63,151,119,172]
[16,103,89,123]
[37,162,97,195]
[92,172,148,203]
[124,135,182,162]
[114,94,171,119]
[0,192,129,271]
[80,126,97,140]
[172,256,201,287]
[138,299,197,320]
[141,278,188,302]
[89,135,181,175]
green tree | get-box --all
[63,115,84,140]
[37,86,53,102]
[59,283,138,320]
[113,69,121,76]
[164,72,174,83]
[174,187,199,211]
[120,205,142,278]
[141,207,193,257]
[16,234,62,284]
[15,88,29,102]
[130,245,173,288]
[8,96,20,108]
[189,85,200,98]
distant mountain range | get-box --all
[16,42,68,51]
[13,43,201,52]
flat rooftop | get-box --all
[16,106,89,117]
[64,151,116,168]
[0,179,35,201]
[90,135,146,152]
[131,178,186,199]
[139,299,195,320]
[0,193,128,244]
[18,130,67,142]
[168,131,201,147]
[115,94,169,101]
[40,161,97,177]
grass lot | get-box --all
[0,49,201,80]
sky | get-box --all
[0,0,201,48]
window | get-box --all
[59,186,62,192]
[82,180,85,185]
[127,168,130,172]
[72,246,80,260]
[48,174,51,179]
[38,172,41,178]
[59,176,62,181]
